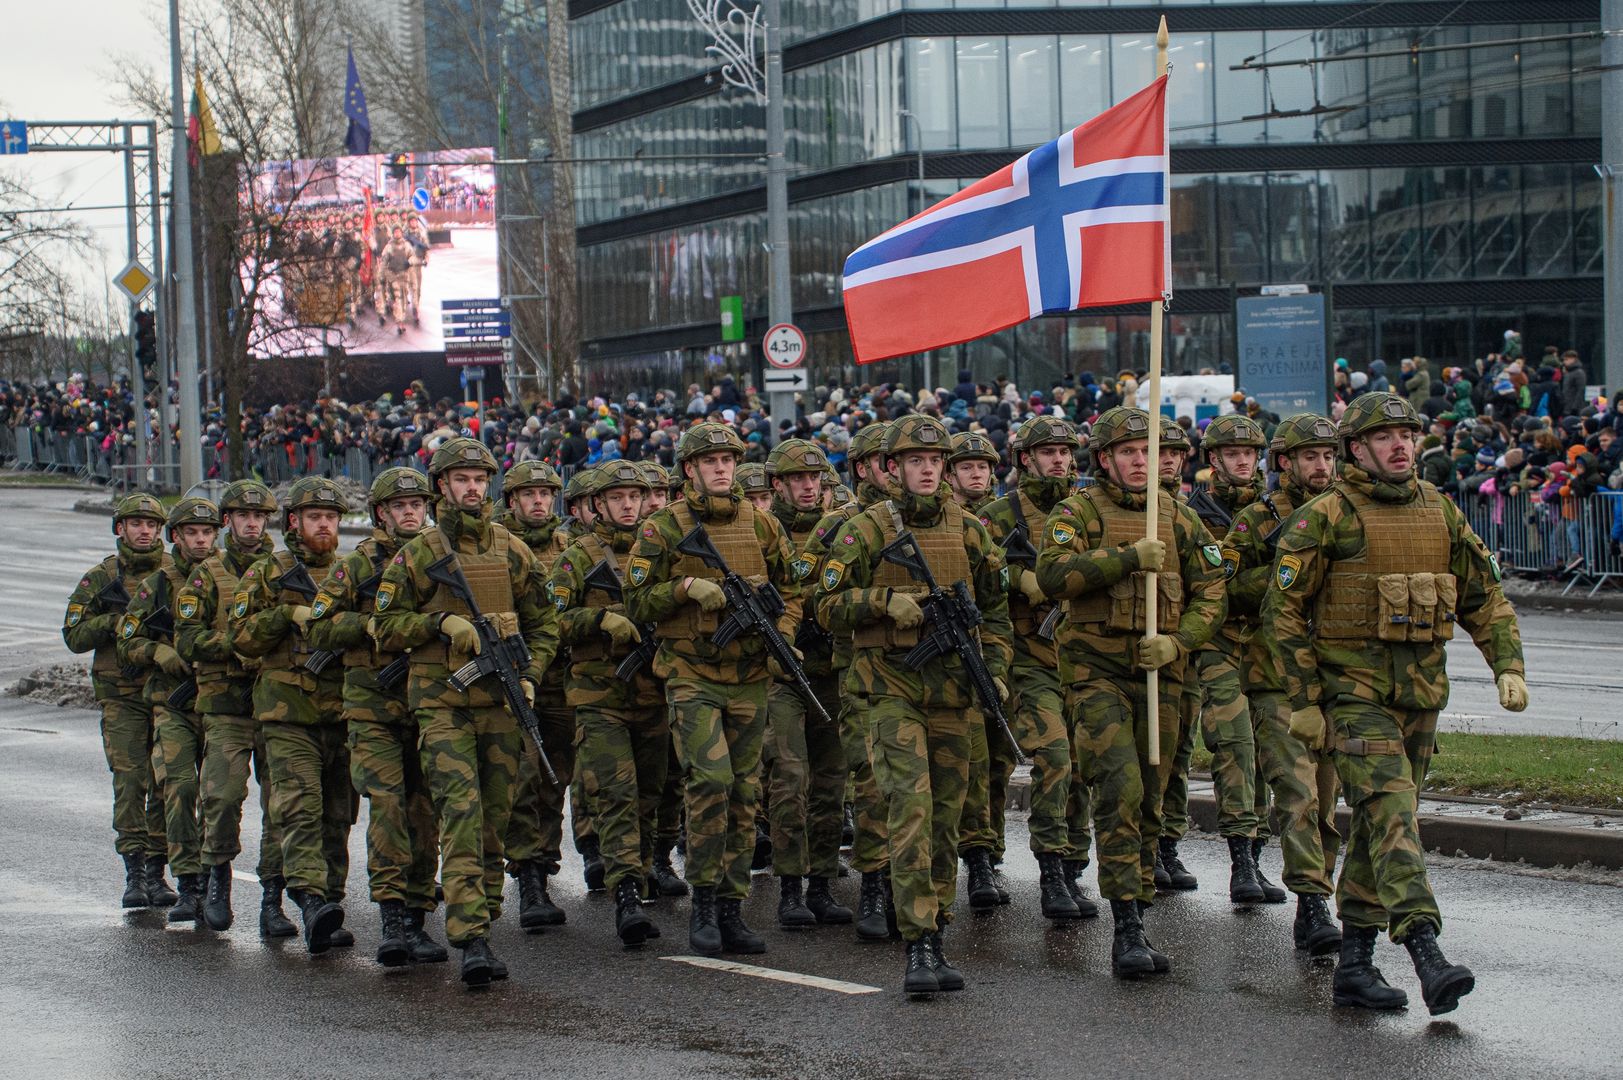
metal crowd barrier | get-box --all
[1455,487,1623,595]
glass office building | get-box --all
[569,0,1603,396]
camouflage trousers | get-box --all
[666,676,768,901]
[1161,685,1199,841]
[956,710,993,856]
[152,705,206,876]
[98,695,165,857]
[657,738,683,847]
[576,702,669,890]
[838,691,889,873]
[766,677,846,879]
[1331,699,1441,942]
[1008,668,1073,854]
[199,712,282,881]
[348,716,439,909]
[262,719,353,901]
[1068,671,1183,902]
[417,705,521,946]
[1251,691,1340,896]
[504,689,576,875]
[866,696,972,940]
[1195,646,1257,838]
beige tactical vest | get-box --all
[1315,485,1456,643]
[1065,489,1184,634]
[853,500,973,649]
[569,531,633,660]
[193,553,250,691]
[340,538,395,667]
[415,526,518,663]
[657,501,768,641]
[1006,489,1057,639]
[90,556,148,679]
[261,551,334,677]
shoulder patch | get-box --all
[333,567,345,581]
[560,560,573,573]
[790,556,814,581]
[176,593,200,620]
[374,581,397,612]
[80,578,91,588]
[1220,547,1240,580]
[65,602,85,627]
[822,559,846,591]
[1049,519,1077,546]
[1201,543,1223,568]
[393,554,406,564]
[842,533,856,544]
[643,525,656,539]
[119,615,139,639]
[1234,522,1249,533]
[551,584,571,612]
[233,597,249,619]
[311,592,332,620]
[192,577,204,587]
[626,557,652,587]
[1277,554,1303,590]
[1486,549,1503,582]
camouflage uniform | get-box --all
[558,466,601,867]
[816,416,1012,971]
[623,423,800,956]
[373,441,560,961]
[63,494,171,904]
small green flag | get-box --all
[720,295,743,342]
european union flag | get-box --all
[344,45,371,157]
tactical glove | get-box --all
[992,676,1011,705]
[439,614,481,656]
[768,646,805,681]
[1130,536,1166,569]
[1288,705,1327,747]
[684,578,726,613]
[1136,634,1179,671]
[152,643,190,679]
[600,611,642,648]
[1016,568,1048,608]
[520,678,536,708]
[1497,673,1529,712]
[885,590,924,630]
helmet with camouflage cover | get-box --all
[766,438,828,477]
[502,461,563,501]
[948,430,999,465]
[286,476,349,514]
[589,460,652,495]
[1338,392,1421,452]
[1270,412,1340,470]
[883,414,952,459]
[218,479,276,515]
[676,421,746,464]
[847,421,890,465]
[636,461,670,490]
[1200,413,1267,461]
[164,496,223,540]
[1159,415,1191,450]
[828,484,854,508]
[1089,407,1153,452]
[1013,416,1079,467]
[368,467,431,525]
[735,462,770,494]
[428,435,498,478]
[111,492,165,535]
[564,465,599,505]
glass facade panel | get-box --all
[1111,33,1156,106]
[1422,167,1471,279]
[1369,167,1420,281]
[1573,166,1603,276]
[1260,29,1316,143]
[957,37,1010,148]
[1473,165,1523,278]
[908,38,957,149]
[1216,173,1267,284]
[1319,28,1369,142]
[1321,169,1370,282]
[1058,35,1109,128]
[1008,36,1059,146]
[1521,23,1573,137]
[1418,27,1472,140]
[1375,307,1423,363]
[1213,31,1265,144]
[1524,163,1573,279]
[1170,174,1218,287]
[1332,307,1374,367]
[1470,24,1521,138]
[1366,28,1417,141]
[1268,172,1318,282]
[1165,33,1214,144]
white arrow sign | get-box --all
[762,370,808,392]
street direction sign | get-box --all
[446,351,505,366]
[0,121,28,155]
[763,322,807,369]
[412,186,431,212]
[441,298,505,311]
[113,260,154,302]
[762,369,809,392]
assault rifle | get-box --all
[143,576,198,710]
[999,525,1063,641]
[675,525,831,725]
[581,559,659,681]
[878,531,1025,764]
[1186,488,1232,533]
[425,553,560,786]
[280,560,340,676]
[376,655,409,691]
[98,576,145,679]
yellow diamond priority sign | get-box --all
[114,261,154,302]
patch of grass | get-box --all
[0,470,98,488]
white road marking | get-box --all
[661,955,882,995]
[232,871,259,884]
[1520,641,1623,652]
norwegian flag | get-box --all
[842,75,1169,365]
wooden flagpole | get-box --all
[1144,16,1169,766]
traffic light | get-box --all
[388,152,409,181]
[133,309,157,385]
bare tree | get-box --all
[0,171,98,376]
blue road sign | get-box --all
[444,326,508,339]
[0,121,28,155]
[441,298,504,312]
[412,186,431,212]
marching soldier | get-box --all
[306,468,448,967]
[1036,407,1225,979]
[622,422,801,958]
[737,462,774,513]
[1155,418,1204,894]
[1264,393,1527,1016]
[117,497,222,923]
[1230,414,1344,956]
[64,493,174,909]
[548,462,670,945]
[175,480,293,936]
[373,437,561,987]
[231,478,354,955]
[634,460,687,899]
[562,465,606,893]
[496,460,576,930]
[762,438,850,929]
[946,430,999,513]
[638,462,673,516]
[817,415,1012,994]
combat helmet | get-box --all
[847,421,890,465]
[736,462,770,494]
[428,436,498,477]
[766,438,828,477]
[589,460,652,496]
[1201,413,1267,461]
[1338,392,1421,453]
[164,496,223,541]
[1013,416,1079,467]
[111,492,165,536]
[368,467,431,525]
[503,461,563,500]
[635,461,671,490]
[948,430,999,465]
[1270,413,1339,470]
[1159,416,1191,450]
[564,465,599,506]
[1089,407,1153,452]
[218,479,276,515]
[676,422,746,464]
[883,414,952,459]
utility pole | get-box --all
[1603,0,1622,392]
[167,0,203,490]
[762,0,792,440]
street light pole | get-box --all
[899,108,931,394]
[167,0,202,490]
[762,0,792,442]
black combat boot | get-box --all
[459,937,494,987]
[1332,924,1409,1010]
[614,876,653,946]
[1157,836,1198,890]
[168,873,202,923]
[650,842,688,897]
[1293,894,1341,956]
[855,871,889,941]
[120,853,149,908]
[287,887,344,955]
[258,876,297,938]
[1227,837,1266,904]
[202,862,233,931]
[777,875,817,929]
[751,821,772,873]
[516,860,564,932]
[1037,852,1083,920]
[376,900,410,967]
[964,849,1000,913]
[805,876,852,924]
[930,922,964,991]
[145,857,179,907]
[903,936,940,995]
[1251,838,1288,903]
[717,897,766,954]
[404,908,449,963]
[688,886,722,957]
[1109,899,1156,979]
[1137,900,1172,974]
[1062,860,1100,918]
[1153,851,1172,891]
[841,804,855,847]
[1403,923,1475,1016]
[580,836,606,893]
[328,919,355,947]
